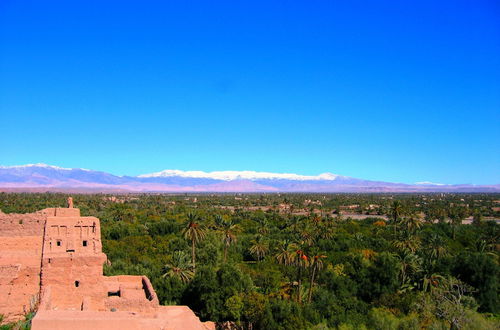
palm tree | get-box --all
[393,232,421,253]
[316,217,335,240]
[291,247,309,303]
[396,251,422,286]
[307,254,326,303]
[310,214,322,226]
[422,273,445,293]
[275,239,297,266]
[391,201,404,235]
[249,235,269,261]
[182,213,206,270]
[256,218,269,235]
[435,208,447,224]
[162,251,194,284]
[472,209,483,226]
[448,205,468,239]
[299,228,315,247]
[425,233,448,264]
[286,216,301,233]
[273,240,299,302]
[215,215,240,263]
[424,207,439,224]
[398,214,422,234]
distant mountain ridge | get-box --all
[138,169,341,181]
[0,164,498,193]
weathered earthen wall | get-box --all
[40,214,108,311]
[0,212,46,323]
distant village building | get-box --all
[303,200,322,206]
[0,198,213,330]
[340,204,359,210]
[278,203,293,212]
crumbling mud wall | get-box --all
[40,209,109,311]
[0,211,46,323]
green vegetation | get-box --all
[0,313,34,330]
[1,192,499,329]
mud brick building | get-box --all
[0,198,213,329]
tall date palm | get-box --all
[307,254,326,303]
[215,215,240,263]
[391,201,404,235]
[249,235,269,261]
[291,248,309,303]
[275,239,297,266]
[183,213,206,270]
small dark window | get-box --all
[75,281,80,287]
[108,290,121,297]
[82,240,87,247]
[66,249,75,252]
[56,241,61,246]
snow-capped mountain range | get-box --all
[138,169,341,181]
[0,164,498,193]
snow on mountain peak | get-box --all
[0,163,90,171]
[415,181,446,186]
[138,169,340,181]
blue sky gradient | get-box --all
[1,1,499,184]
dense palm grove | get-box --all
[1,193,499,329]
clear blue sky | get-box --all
[0,1,499,184]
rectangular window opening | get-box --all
[82,240,87,247]
[108,290,121,297]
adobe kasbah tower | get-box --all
[0,198,213,329]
